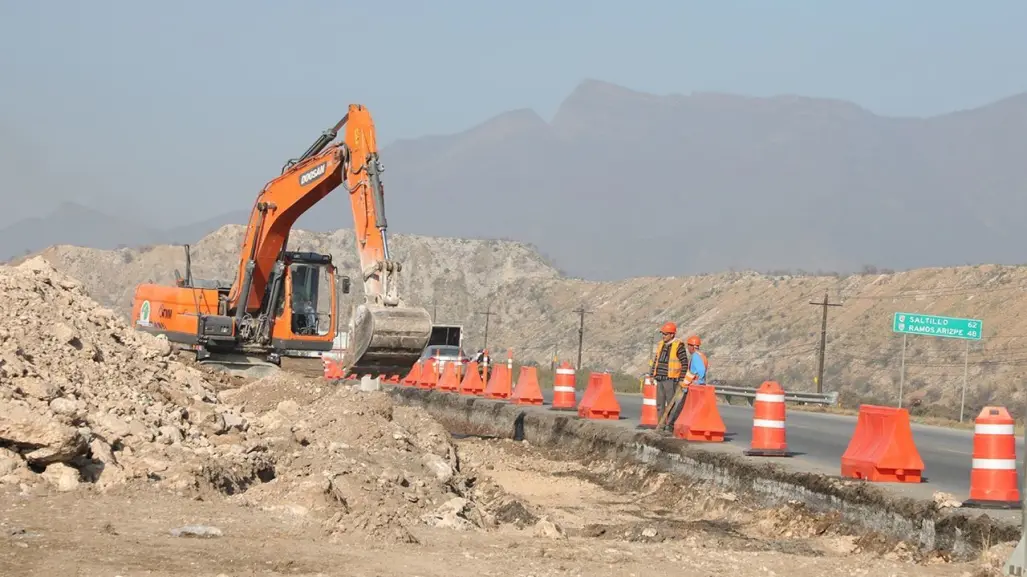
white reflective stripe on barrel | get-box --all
[755,393,785,403]
[556,368,575,375]
[753,419,785,429]
[554,386,575,393]
[643,398,656,406]
[972,458,1017,470]
[975,423,1016,435]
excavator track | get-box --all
[193,351,283,380]
[343,303,433,378]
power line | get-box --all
[809,290,842,394]
[573,305,592,369]
[475,303,497,350]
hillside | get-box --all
[5,80,1027,280]
[31,226,1027,421]
[33,224,562,327]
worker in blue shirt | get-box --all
[664,335,708,432]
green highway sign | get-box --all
[892,312,983,341]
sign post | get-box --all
[891,312,982,414]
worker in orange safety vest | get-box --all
[664,334,709,431]
[649,322,689,429]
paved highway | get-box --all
[534,388,1025,510]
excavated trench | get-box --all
[388,386,1021,562]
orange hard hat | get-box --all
[660,322,677,334]
[686,335,701,347]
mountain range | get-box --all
[4,79,1027,280]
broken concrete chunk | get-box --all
[421,497,475,531]
[0,399,88,465]
[421,453,454,484]
[532,516,566,539]
[49,397,81,417]
[0,448,24,476]
[50,322,79,346]
[41,463,80,492]
[169,525,223,538]
[89,438,118,467]
[222,412,248,432]
[15,377,62,402]
[94,412,132,440]
[157,425,184,445]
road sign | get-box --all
[892,312,982,341]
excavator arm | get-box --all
[338,105,433,377]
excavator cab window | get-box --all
[289,262,333,337]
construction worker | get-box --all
[649,322,688,427]
[665,335,708,430]
[474,348,491,381]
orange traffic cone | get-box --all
[437,362,460,392]
[743,381,790,457]
[962,406,1022,509]
[511,366,544,405]
[402,361,422,386]
[637,375,658,429]
[582,373,620,420]
[458,361,485,395]
[482,363,512,399]
[417,359,438,389]
[551,362,576,410]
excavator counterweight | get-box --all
[130,104,432,379]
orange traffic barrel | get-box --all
[743,381,790,457]
[962,406,1022,509]
[551,361,576,410]
[637,375,658,429]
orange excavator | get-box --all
[129,104,433,378]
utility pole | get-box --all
[808,290,842,394]
[432,299,437,322]
[476,303,497,350]
[573,305,592,370]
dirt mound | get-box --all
[213,373,507,542]
[0,258,518,542]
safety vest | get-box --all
[684,350,709,385]
[650,339,684,378]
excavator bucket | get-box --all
[343,303,433,378]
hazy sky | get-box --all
[1,0,1025,227]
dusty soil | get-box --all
[1,433,1012,577]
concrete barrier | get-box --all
[386,385,1020,561]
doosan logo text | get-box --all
[299,162,327,186]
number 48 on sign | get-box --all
[892,312,982,341]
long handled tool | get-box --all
[656,383,688,429]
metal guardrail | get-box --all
[711,384,840,407]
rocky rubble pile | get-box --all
[212,373,531,543]
[0,257,525,541]
[0,257,246,492]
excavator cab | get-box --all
[269,251,346,345]
[190,250,350,374]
